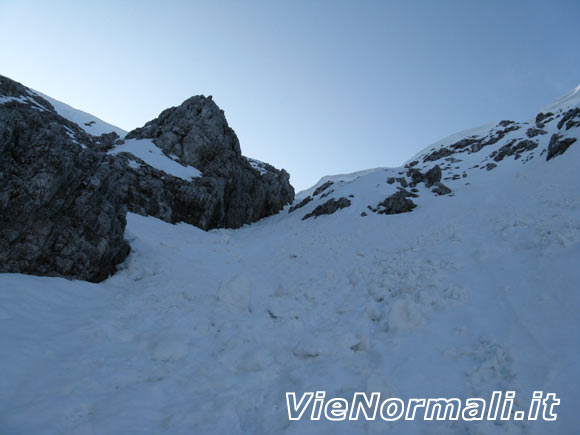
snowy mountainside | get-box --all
[33,90,127,137]
[290,83,579,224]
[0,85,579,434]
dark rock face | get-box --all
[377,190,417,215]
[491,139,538,162]
[450,138,482,151]
[302,197,351,220]
[546,134,577,161]
[126,96,240,169]
[313,181,334,196]
[289,196,312,213]
[557,108,580,130]
[432,182,452,195]
[424,165,442,188]
[526,127,547,138]
[124,96,294,229]
[0,75,294,281]
[423,146,454,162]
[498,120,515,127]
[535,112,554,128]
[405,165,446,190]
[0,77,129,282]
[115,154,293,230]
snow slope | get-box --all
[0,87,579,434]
[33,90,127,137]
[109,138,203,180]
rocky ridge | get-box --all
[287,86,579,222]
[0,75,294,281]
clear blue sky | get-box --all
[1,0,579,191]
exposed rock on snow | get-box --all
[535,111,554,127]
[526,127,547,138]
[377,190,417,215]
[491,139,538,162]
[302,197,351,220]
[546,134,577,161]
[423,164,442,187]
[122,95,294,229]
[313,181,334,196]
[423,146,454,162]
[557,107,580,130]
[431,182,452,195]
[288,196,312,213]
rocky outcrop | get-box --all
[526,127,547,138]
[126,96,240,169]
[431,182,452,195]
[0,77,129,282]
[535,111,554,128]
[0,75,294,281]
[557,107,580,130]
[377,190,417,215]
[302,197,351,220]
[124,96,294,229]
[423,165,442,188]
[423,146,454,162]
[546,134,577,161]
[289,196,312,213]
[313,181,334,196]
[491,139,538,162]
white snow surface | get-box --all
[541,84,580,113]
[33,90,127,137]
[246,157,270,175]
[1,87,580,434]
[109,138,202,180]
